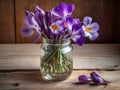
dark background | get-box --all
[0,0,120,43]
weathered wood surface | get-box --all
[0,0,15,43]
[0,44,120,70]
[0,70,120,90]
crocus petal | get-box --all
[21,26,34,37]
[66,16,83,36]
[33,34,41,42]
[73,18,82,25]
[34,6,45,15]
[72,24,82,32]
[70,23,84,46]
[91,22,99,32]
[25,10,32,15]
[66,4,75,16]
[72,36,85,46]
[72,24,84,37]
[45,11,52,26]
[66,16,74,32]
[24,14,34,26]
[52,2,65,17]
[88,32,99,40]
[90,71,108,85]
[34,6,46,30]
[52,2,74,18]
[78,75,91,84]
[92,77,105,85]
[90,71,100,77]
[83,16,92,26]
[24,14,39,30]
[50,20,64,34]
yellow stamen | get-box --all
[64,22,67,27]
[85,27,91,32]
[52,24,58,31]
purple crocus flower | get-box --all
[24,13,41,33]
[21,6,48,41]
[71,25,85,46]
[82,16,99,40]
[52,2,75,18]
[66,16,85,46]
[21,3,100,44]
[50,20,65,35]
[21,9,41,41]
[34,6,45,30]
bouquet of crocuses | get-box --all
[21,2,99,44]
[21,2,99,80]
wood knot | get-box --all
[12,83,19,87]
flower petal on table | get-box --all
[78,75,91,84]
[90,71,100,77]
[90,72,108,85]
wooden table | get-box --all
[0,44,120,90]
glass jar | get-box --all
[40,38,73,81]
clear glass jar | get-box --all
[40,38,73,81]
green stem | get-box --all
[41,45,72,75]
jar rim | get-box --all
[42,38,71,46]
[43,37,70,41]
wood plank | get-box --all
[0,44,120,70]
[15,0,116,43]
[112,0,120,43]
[0,0,15,43]
[0,70,120,90]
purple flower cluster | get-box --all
[21,2,99,46]
[78,71,109,85]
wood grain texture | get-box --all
[0,0,15,43]
[0,44,119,70]
[112,0,120,43]
[15,0,120,43]
[0,70,120,90]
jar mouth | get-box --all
[43,38,71,45]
